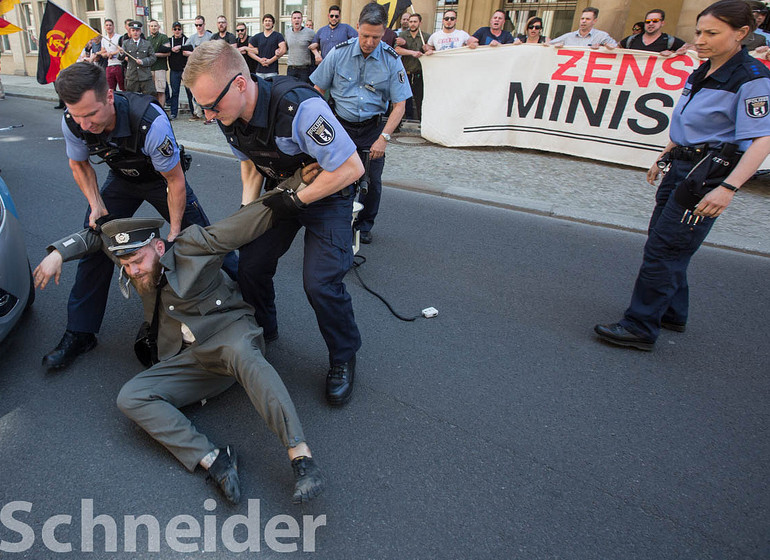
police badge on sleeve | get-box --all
[745,96,769,118]
[158,136,175,157]
[306,116,335,146]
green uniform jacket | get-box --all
[121,37,157,82]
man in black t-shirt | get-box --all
[619,8,686,54]
[249,14,286,78]
[235,24,259,74]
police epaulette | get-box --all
[334,38,356,49]
[383,44,398,57]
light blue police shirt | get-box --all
[309,38,412,123]
[229,77,356,172]
[62,95,180,172]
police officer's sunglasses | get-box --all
[199,73,242,114]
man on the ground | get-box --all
[147,20,171,107]
[311,2,411,245]
[309,5,357,65]
[396,13,427,121]
[471,10,515,46]
[120,21,157,95]
[285,10,316,83]
[100,19,124,91]
[425,10,475,52]
[41,62,236,371]
[549,7,617,48]
[249,14,287,79]
[34,192,325,505]
[184,40,364,406]
[619,8,686,54]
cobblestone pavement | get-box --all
[3,73,768,255]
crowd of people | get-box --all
[22,0,770,509]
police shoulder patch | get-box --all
[306,115,335,146]
[398,70,405,84]
[745,95,769,118]
[158,136,175,157]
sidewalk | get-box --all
[3,73,768,255]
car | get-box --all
[0,170,34,343]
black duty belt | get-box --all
[669,144,710,161]
[334,113,382,129]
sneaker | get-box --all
[206,446,241,504]
[203,118,216,125]
[291,456,325,504]
[188,115,201,121]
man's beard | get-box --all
[130,259,163,296]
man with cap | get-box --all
[183,40,364,406]
[310,2,412,245]
[120,21,157,94]
[42,62,237,372]
[33,172,326,505]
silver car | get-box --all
[0,172,34,342]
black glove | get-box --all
[264,189,307,219]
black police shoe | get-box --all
[594,323,654,351]
[359,231,372,244]
[291,456,325,504]
[661,321,687,333]
[206,446,241,504]
[42,330,97,370]
[326,357,355,405]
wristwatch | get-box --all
[380,132,391,142]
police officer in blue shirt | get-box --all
[310,2,412,245]
[183,40,365,406]
[43,62,237,371]
[595,0,770,351]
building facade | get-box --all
[1,0,703,77]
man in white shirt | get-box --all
[549,7,617,48]
[425,10,477,52]
[100,19,124,91]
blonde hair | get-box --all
[182,40,250,88]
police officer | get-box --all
[594,0,770,351]
[120,21,157,94]
[183,40,364,406]
[310,2,412,245]
[43,62,237,370]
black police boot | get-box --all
[42,330,97,370]
[291,456,325,504]
[594,323,654,351]
[326,356,355,405]
[206,446,241,504]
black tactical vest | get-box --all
[218,75,319,188]
[64,92,166,184]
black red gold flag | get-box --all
[36,1,97,84]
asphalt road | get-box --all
[1,97,769,559]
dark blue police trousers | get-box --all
[620,159,716,341]
[338,118,385,234]
[237,192,361,365]
[67,171,239,334]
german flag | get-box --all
[376,0,412,28]
[0,0,19,17]
[0,16,21,34]
[36,1,98,84]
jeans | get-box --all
[169,69,194,118]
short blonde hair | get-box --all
[182,40,250,88]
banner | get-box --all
[376,0,411,28]
[420,45,705,169]
[36,1,98,84]
[0,16,21,34]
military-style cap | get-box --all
[102,218,164,257]
[128,20,143,29]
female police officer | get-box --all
[595,0,770,350]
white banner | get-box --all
[419,45,770,170]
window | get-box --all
[148,0,164,29]
[85,0,103,10]
[178,0,196,37]
[238,0,261,35]
[279,0,305,35]
[20,2,38,52]
[1,36,10,52]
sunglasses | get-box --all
[237,29,246,32]
[443,16,456,21]
[329,14,340,18]
[199,73,242,114]
[172,27,181,30]
[195,23,203,27]
[528,25,542,30]
[644,18,662,23]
